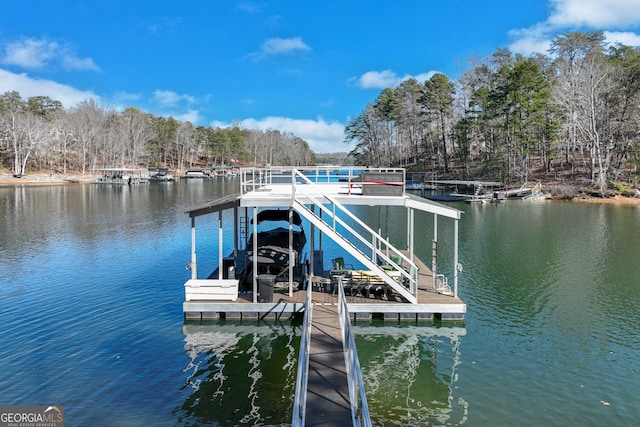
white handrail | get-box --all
[337,276,372,427]
[292,284,313,427]
[240,165,405,195]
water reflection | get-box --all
[354,323,467,426]
[3,182,640,425]
[178,321,300,426]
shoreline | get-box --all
[0,173,95,186]
[560,194,640,205]
[3,172,640,206]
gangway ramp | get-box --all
[305,302,352,425]
[296,282,371,426]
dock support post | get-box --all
[233,206,239,259]
[319,208,323,254]
[289,207,294,298]
[218,211,223,280]
[432,215,438,290]
[310,205,315,277]
[454,219,459,298]
[190,217,197,280]
[409,208,415,291]
[252,206,258,303]
[410,208,415,258]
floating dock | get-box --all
[181,166,466,425]
[182,166,465,321]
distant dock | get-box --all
[407,178,539,202]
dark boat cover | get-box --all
[253,209,303,226]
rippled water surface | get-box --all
[1,182,639,426]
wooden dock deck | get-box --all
[184,253,466,322]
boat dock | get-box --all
[93,167,150,184]
[410,178,539,202]
[180,166,466,425]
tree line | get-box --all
[0,93,314,177]
[346,31,640,194]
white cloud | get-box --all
[509,36,552,56]
[61,55,99,71]
[212,116,349,153]
[0,68,98,107]
[2,38,55,69]
[509,0,640,55]
[355,70,399,89]
[113,91,142,102]
[149,90,200,123]
[549,0,640,28]
[236,1,263,13]
[152,89,196,106]
[262,37,310,55]
[1,37,99,71]
[507,25,554,55]
[175,109,201,124]
[350,70,437,89]
[249,37,311,61]
[604,31,640,47]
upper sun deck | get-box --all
[238,166,462,219]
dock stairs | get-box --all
[292,194,419,304]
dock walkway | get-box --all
[305,302,352,425]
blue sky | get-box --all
[2,1,640,153]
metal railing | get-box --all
[291,283,313,427]
[240,165,405,195]
[292,169,419,303]
[337,276,372,427]
[239,166,417,290]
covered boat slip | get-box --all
[183,166,466,321]
[184,272,466,322]
[93,167,150,184]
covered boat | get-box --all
[239,209,307,290]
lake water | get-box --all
[1,181,639,426]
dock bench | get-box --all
[184,279,239,301]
